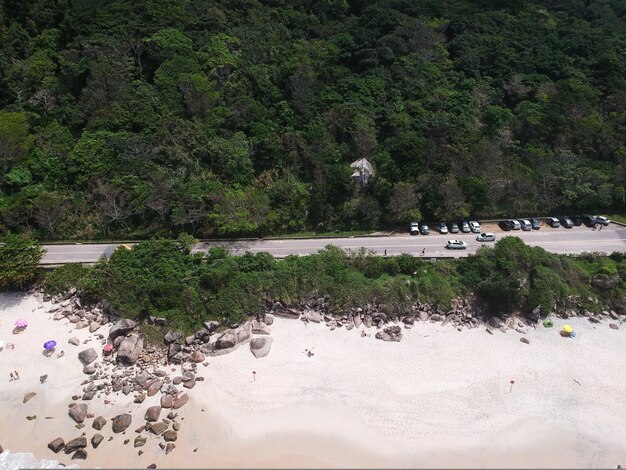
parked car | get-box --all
[446,239,467,250]
[409,222,419,235]
[546,217,560,228]
[499,220,513,231]
[460,221,470,233]
[435,222,449,234]
[476,232,496,242]
[560,217,574,228]
[420,223,430,235]
[469,221,481,233]
[581,214,597,227]
[509,219,521,230]
[530,218,541,230]
[570,215,583,226]
[449,222,460,234]
[519,219,532,231]
[595,216,610,226]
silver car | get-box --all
[476,232,496,242]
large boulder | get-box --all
[48,438,65,453]
[92,416,106,430]
[250,337,273,358]
[189,350,205,363]
[68,403,88,423]
[235,322,252,343]
[172,393,189,409]
[112,414,132,433]
[214,331,236,349]
[592,274,620,290]
[164,330,182,344]
[116,335,143,365]
[251,320,271,335]
[203,321,219,332]
[91,434,103,449]
[146,379,163,397]
[108,319,137,340]
[303,310,323,323]
[375,325,402,342]
[78,348,98,365]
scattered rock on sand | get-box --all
[189,350,205,363]
[163,430,177,442]
[64,437,87,454]
[172,393,189,409]
[149,421,168,435]
[109,319,137,340]
[375,325,402,342]
[48,438,65,453]
[250,337,273,358]
[146,379,163,397]
[40,374,48,384]
[165,443,175,454]
[78,348,98,365]
[68,337,80,346]
[83,365,96,375]
[134,436,147,447]
[160,395,173,408]
[520,337,530,344]
[92,416,106,430]
[91,434,104,449]
[23,392,37,404]
[112,414,132,433]
[72,449,88,460]
[68,403,88,423]
[144,406,161,422]
[609,323,619,330]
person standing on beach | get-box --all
[14,370,19,380]
[9,372,14,381]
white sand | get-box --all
[0,292,625,468]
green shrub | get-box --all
[42,263,90,295]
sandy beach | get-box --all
[0,292,625,468]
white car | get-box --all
[446,239,467,250]
[519,219,532,231]
[476,232,496,242]
[469,221,481,233]
[595,216,610,226]
[510,219,521,230]
[409,222,419,235]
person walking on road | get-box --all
[421,248,426,256]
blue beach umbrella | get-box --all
[43,340,57,350]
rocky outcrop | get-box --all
[117,334,143,365]
[215,322,251,350]
[250,337,273,358]
[251,320,271,335]
[592,274,620,290]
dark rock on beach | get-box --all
[48,438,65,453]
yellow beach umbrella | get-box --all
[563,324,573,333]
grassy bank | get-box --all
[36,236,626,336]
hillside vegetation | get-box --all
[0,0,625,239]
[40,237,626,333]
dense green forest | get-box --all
[1,0,625,240]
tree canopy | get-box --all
[0,0,624,239]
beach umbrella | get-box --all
[563,324,573,334]
[15,319,28,328]
[43,340,57,350]
[103,344,113,353]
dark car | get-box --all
[499,220,513,231]
[581,214,597,228]
[570,215,583,226]
[546,217,560,228]
[530,218,541,230]
[449,222,460,234]
[560,217,574,228]
[419,223,430,235]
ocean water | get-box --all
[0,450,79,469]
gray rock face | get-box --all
[68,403,88,423]
[375,325,403,342]
[592,274,620,290]
[214,331,236,349]
[203,320,219,332]
[64,437,87,454]
[117,335,143,365]
[108,319,137,340]
[251,320,271,335]
[78,348,98,365]
[112,414,132,433]
[164,330,182,344]
[263,314,274,325]
[168,342,181,357]
[250,337,273,358]
[488,317,504,328]
[91,434,104,449]
[48,438,65,453]
[92,416,106,430]
[144,406,161,422]
[303,310,323,323]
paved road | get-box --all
[40,225,626,264]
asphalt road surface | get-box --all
[41,224,626,264]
